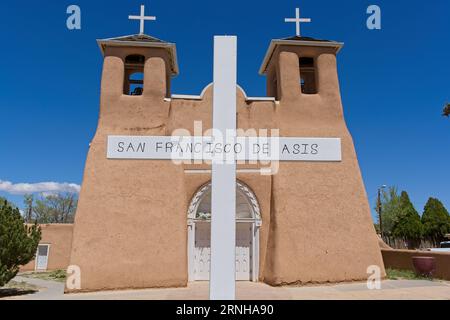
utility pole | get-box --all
[377,188,383,239]
[377,185,386,239]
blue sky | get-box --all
[0,0,448,220]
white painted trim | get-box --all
[187,222,195,281]
[237,84,276,102]
[171,82,275,102]
[187,180,262,283]
[171,83,213,100]
[200,82,213,98]
[246,97,276,102]
[252,223,260,282]
[184,168,271,174]
[188,222,260,283]
[187,181,262,220]
[171,94,203,100]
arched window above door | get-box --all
[187,181,261,221]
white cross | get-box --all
[210,36,237,300]
[284,7,311,37]
[128,4,156,34]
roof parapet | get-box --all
[259,36,344,75]
[96,34,179,76]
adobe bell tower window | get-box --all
[124,54,145,95]
[299,57,317,94]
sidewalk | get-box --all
[4,277,450,300]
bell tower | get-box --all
[67,5,386,292]
[260,35,344,118]
[96,34,178,129]
[259,35,385,285]
[67,33,187,292]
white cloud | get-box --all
[0,180,81,195]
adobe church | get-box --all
[67,7,385,292]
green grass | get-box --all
[386,268,431,280]
[20,269,67,282]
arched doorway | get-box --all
[187,181,262,282]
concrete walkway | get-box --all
[4,277,450,300]
[8,276,65,300]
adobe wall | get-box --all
[382,249,450,280]
[21,224,73,272]
[69,41,385,291]
[261,47,385,285]
[68,47,187,292]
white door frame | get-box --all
[188,219,260,282]
[187,181,262,282]
[187,219,196,280]
[35,243,51,271]
[252,220,261,282]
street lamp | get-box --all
[377,185,387,239]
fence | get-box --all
[382,236,435,250]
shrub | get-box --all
[0,200,41,286]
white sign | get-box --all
[107,135,342,162]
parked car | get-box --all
[440,241,450,248]
[428,241,450,252]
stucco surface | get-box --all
[68,39,384,292]
[261,49,384,285]
[68,47,187,292]
[21,224,73,272]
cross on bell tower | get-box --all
[128,4,157,34]
[284,7,311,37]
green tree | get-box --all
[23,194,34,223]
[392,191,423,248]
[0,199,41,286]
[32,193,77,223]
[421,197,450,246]
[376,186,402,236]
[0,197,17,210]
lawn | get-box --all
[386,268,431,281]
